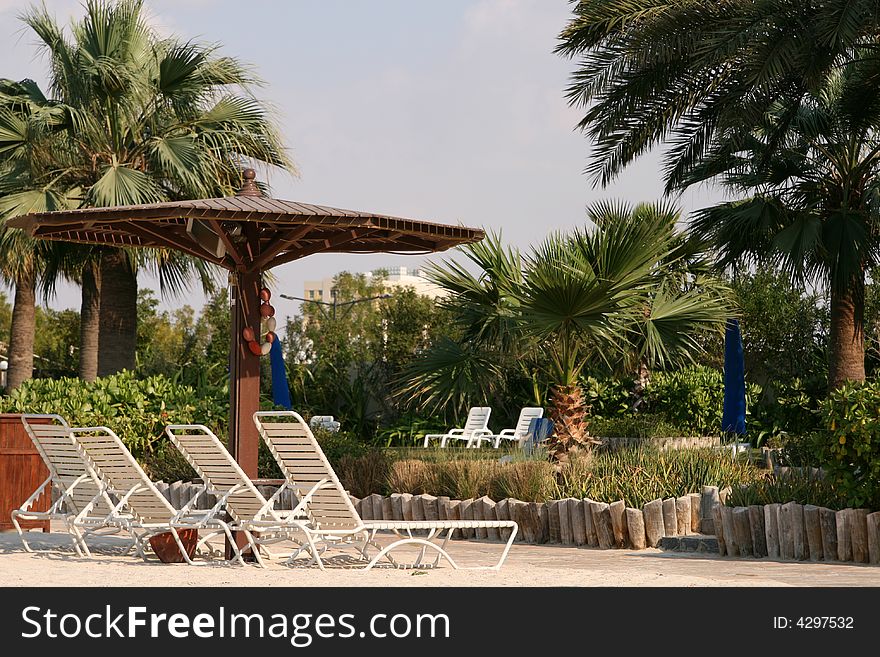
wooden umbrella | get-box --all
[9,169,484,476]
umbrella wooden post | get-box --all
[229,270,262,477]
[227,270,262,561]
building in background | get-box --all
[303,266,443,301]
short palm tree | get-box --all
[400,203,730,461]
[3,0,294,375]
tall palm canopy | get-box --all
[557,0,880,389]
[0,0,294,380]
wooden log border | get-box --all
[154,482,880,564]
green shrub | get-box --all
[818,381,880,509]
[726,470,846,509]
[646,366,728,435]
[766,432,823,467]
[581,376,632,419]
[557,447,763,508]
[375,414,445,447]
[0,371,227,459]
[337,445,763,505]
[590,413,691,439]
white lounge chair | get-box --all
[309,415,341,433]
[254,410,519,571]
[12,414,123,557]
[164,424,311,567]
[71,425,234,564]
[422,406,493,448]
[480,407,544,448]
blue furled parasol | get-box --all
[269,337,292,409]
[722,318,746,435]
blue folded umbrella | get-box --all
[270,337,292,409]
[722,318,746,435]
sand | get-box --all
[2,526,879,587]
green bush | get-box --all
[375,414,445,447]
[766,432,823,467]
[558,447,763,508]
[581,376,632,419]
[818,381,880,509]
[646,366,729,435]
[338,445,763,505]
[0,371,227,459]
[726,470,845,509]
[590,413,691,439]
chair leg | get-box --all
[10,512,34,554]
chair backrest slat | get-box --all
[254,411,361,531]
[71,427,175,524]
[463,407,491,433]
[164,425,277,523]
[21,415,113,517]
[515,407,544,436]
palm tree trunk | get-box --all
[632,359,650,412]
[97,249,137,376]
[78,261,101,381]
[7,270,36,390]
[829,276,866,391]
[547,383,597,462]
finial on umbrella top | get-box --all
[236,168,262,197]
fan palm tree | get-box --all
[0,79,79,388]
[400,203,730,461]
[557,0,880,389]
[5,0,294,374]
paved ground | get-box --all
[2,527,878,587]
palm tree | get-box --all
[400,203,730,461]
[0,79,78,388]
[557,0,880,389]
[9,0,294,373]
[687,67,880,389]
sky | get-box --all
[0,0,725,325]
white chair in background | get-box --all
[422,407,492,448]
[480,407,544,448]
[309,415,341,432]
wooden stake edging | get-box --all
[626,507,647,549]
[675,496,691,536]
[688,492,701,533]
[764,503,780,559]
[819,507,838,562]
[583,498,598,547]
[803,505,823,561]
[850,509,870,564]
[712,506,726,556]
[609,500,627,548]
[836,509,852,561]
[733,507,753,557]
[591,502,614,549]
[643,499,664,548]
[192,485,880,564]
[569,499,587,547]
[749,505,767,558]
[662,497,678,537]
[867,511,880,565]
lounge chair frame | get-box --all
[254,411,518,571]
[70,426,232,565]
[11,415,125,557]
[422,406,493,448]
